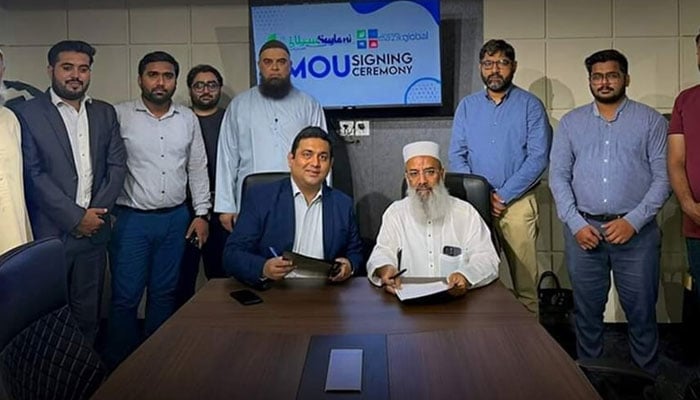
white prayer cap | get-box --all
[402,141,440,163]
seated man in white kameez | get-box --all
[367,141,500,297]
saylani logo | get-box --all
[356,29,379,50]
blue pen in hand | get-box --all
[269,247,280,258]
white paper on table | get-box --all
[395,281,450,301]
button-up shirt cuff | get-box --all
[567,216,589,236]
[496,189,515,205]
[622,212,644,233]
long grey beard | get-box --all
[406,179,451,224]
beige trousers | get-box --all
[497,191,539,313]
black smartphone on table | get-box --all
[230,289,263,305]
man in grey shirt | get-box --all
[549,49,669,375]
[105,51,211,368]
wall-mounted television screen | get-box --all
[250,0,442,110]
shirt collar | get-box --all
[134,96,178,119]
[482,84,514,103]
[591,96,629,121]
[290,177,323,204]
[49,87,92,109]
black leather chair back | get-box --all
[240,172,291,210]
[0,238,66,349]
[0,238,107,400]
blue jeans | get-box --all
[564,219,660,375]
[104,205,189,368]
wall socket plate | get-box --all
[339,120,355,136]
[355,120,370,136]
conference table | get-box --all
[92,278,600,399]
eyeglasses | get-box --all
[589,72,623,84]
[479,59,513,69]
[191,81,221,92]
[406,168,439,180]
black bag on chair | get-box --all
[538,270,577,358]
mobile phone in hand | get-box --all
[187,234,199,247]
[230,289,263,305]
[328,262,342,278]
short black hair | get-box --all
[48,40,95,66]
[259,39,290,57]
[138,51,179,77]
[584,49,628,75]
[479,39,515,61]
[695,30,700,46]
[186,64,223,88]
[290,126,333,158]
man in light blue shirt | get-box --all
[549,49,669,375]
[105,51,211,369]
[215,40,326,232]
[449,39,551,312]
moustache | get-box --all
[66,79,83,85]
[597,86,613,92]
[488,73,503,80]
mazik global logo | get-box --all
[356,29,379,50]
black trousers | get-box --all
[64,236,107,346]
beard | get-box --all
[191,92,220,111]
[142,85,174,105]
[406,179,452,224]
[481,71,513,92]
[590,85,626,104]
[52,78,89,101]
[258,74,292,99]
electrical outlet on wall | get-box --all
[339,120,355,136]
[355,120,370,136]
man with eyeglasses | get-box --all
[449,39,551,312]
[215,40,326,233]
[549,49,669,375]
[368,141,499,296]
[174,64,228,307]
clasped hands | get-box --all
[574,218,636,250]
[374,265,469,297]
[74,207,108,237]
[262,256,353,282]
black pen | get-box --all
[390,268,407,280]
[381,268,407,287]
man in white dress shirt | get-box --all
[367,141,499,296]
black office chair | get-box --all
[240,172,291,211]
[0,238,107,400]
[401,172,500,252]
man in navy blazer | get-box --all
[17,40,126,344]
[224,126,363,287]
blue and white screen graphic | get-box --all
[251,0,442,109]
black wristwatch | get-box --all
[195,214,210,222]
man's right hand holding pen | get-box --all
[263,247,296,281]
[375,266,408,294]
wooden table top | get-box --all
[92,278,600,400]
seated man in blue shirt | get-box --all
[224,126,363,288]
